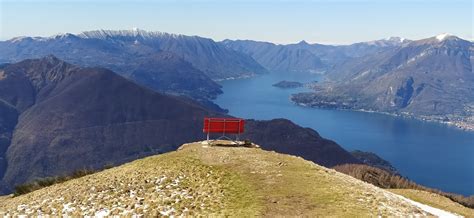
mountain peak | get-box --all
[360,37,410,47]
[435,33,452,41]
[27,54,67,66]
[408,33,468,46]
[418,33,466,44]
[385,37,407,43]
[298,40,310,45]
[52,33,78,40]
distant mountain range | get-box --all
[0,29,267,80]
[0,29,268,112]
[221,40,326,73]
[221,37,409,73]
[291,34,474,130]
[0,57,359,194]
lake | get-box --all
[214,72,474,196]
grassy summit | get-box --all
[0,141,463,216]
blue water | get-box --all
[214,73,474,196]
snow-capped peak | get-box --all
[436,33,451,41]
[8,36,52,43]
[77,29,184,40]
[9,36,30,43]
[51,33,77,40]
[361,36,410,47]
[385,37,406,43]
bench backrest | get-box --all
[203,117,245,134]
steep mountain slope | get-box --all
[79,29,268,80]
[124,52,224,111]
[0,57,361,194]
[292,34,474,129]
[0,56,220,193]
[0,141,456,217]
[0,101,17,177]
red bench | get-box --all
[203,117,245,141]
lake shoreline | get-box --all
[217,73,474,132]
[291,100,474,132]
[214,72,474,196]
[213,73,257,82]
[216,73,474,132]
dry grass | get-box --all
[0,141,438,216]
[0,147,257,216]
[390,189,474,217]
[182,141,428,216]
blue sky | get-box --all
[0,0,472,44]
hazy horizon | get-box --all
[1,28,472,46]
[1,0,472,45]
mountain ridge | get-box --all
[221,35,419,73]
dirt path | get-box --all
[395,194,462,217]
